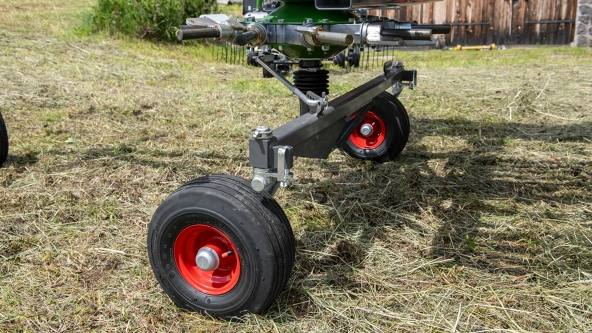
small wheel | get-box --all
[333,52,346,67]
[343,92,410,163]
[347,46,361,67]
[0,111,8,166]
[147,175,295,317]
[262,67,273,78]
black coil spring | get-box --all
[293,64,329,96]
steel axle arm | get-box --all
[248,61,416,193]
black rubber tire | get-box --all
[0,111,8,166]
[333,52,346,67]
[348,46,361,67]
[147,175,295,318]
[343,92,410,163]
[262,67,273,78]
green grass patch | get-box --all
[81,0,218,41]
[1,0,592,332]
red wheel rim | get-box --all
[349,111,386,150]
[174,225,240,295]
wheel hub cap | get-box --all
[195,247,220,271]
[359,123,374,137]
[174,224,240,295]
[349,111,386,150]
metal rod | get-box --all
[273,66,415,151]
[381,29,432,40]
[448,22,490,26]
[254,57,325,110]
[525,19,574,24]
[176,27,219,41]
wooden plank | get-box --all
[504,0,512,43]
[424,3,433,25]
[552,0,563,44]
[452,0,461,45]
[458,0,467,45]
[536,0,548,44]
[432,1,447,46]
[492,0,504,44]
[524,0,538,44]
[557,0,570,44]
[567,0,578,43]
[511,0,527,44]
[484,0,494,44]
[464,0,475,44]
[368,0,578,46]
[471,0,484,44]
[541,0,553,44]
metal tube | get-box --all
[254,57,325,110]
[176,27,219,41]
[314,31,354,46]
[272,66,415,153]
[411,23,451,34]
[237,31,259,46]
[380,29,432,40]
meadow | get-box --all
[1,1,591,331]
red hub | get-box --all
[174,225,240,295]
[349,111,386,150]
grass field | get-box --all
[1,1,592,332]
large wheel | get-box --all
[343,92,410,163]
[147,175,295,317]
[0,111,8,166]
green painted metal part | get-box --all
[261,2,357,59]
[263,2,355,24]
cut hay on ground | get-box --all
[1,1,591,331]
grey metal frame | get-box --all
[248,60,416,194]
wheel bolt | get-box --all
[360,123,374,137]
[195,247,220,271]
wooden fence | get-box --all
[369,0,578,47]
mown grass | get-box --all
[1,1,592,332]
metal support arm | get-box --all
[249,62,416,193]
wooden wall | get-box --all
[369,0,578,47]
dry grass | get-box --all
[1,1,592,332]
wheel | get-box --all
[262,67,273,78]
[246,52,258,67]
[333,52,346,67]
[347,46,360,67]
[342,92,410,163]
[0,111,8,166]
[147,175,295,317]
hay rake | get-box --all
[148,0,450,317]
[211,39,419,71]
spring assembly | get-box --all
[293,60,330,97]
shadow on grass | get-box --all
[39,145,241,176]
[274,117,592,315]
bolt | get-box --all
[322,19,329,23]
[252,125,272,139]
[360,124,374,137]
[251,174,268,192]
